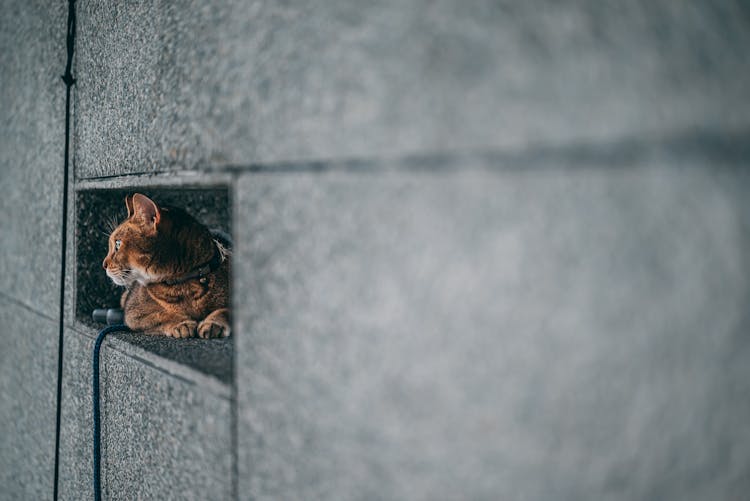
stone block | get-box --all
[0,299,58,500]
[234,162,750,500]
[75,0,750,178]
[58,328,232,500]
[0,0,66,312]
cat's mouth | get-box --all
[106,268,131,287]
[107,267,158,286]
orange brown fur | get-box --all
[102,193,230,338]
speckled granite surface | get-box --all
[3,1,750,499]
[58,328,232,500]
[235,161,750,500]
[73,0,750,178]
[0,300,59,500]
[0,0,66,313]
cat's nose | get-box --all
[102,258,109,270]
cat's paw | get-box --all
[197,319,230,339]
[165,320,198,338]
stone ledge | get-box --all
[74,170,234,190]
[70,321,232,398]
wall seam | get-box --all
[53,0,77,499]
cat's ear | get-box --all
[125,194,134,218]
[131,193,161,229]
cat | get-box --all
[102,193,231,338]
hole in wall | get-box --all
[75,187,233,383]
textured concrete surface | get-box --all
[234,161,750,500]
[0,2,66,500]
[74,0,750,178]
[58,328,232,500]
[0,0,66,312]
[0,299,59,500]
[3,0,750,499]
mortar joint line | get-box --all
[54,0,77,499]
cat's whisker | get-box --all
[106,217,117,232]
[214,239,232,261]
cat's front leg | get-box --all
[122,286,197,337]
[128,311,198,338]
[197,308,231,339]
[163,320,198,339]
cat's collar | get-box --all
[160,243,223,286]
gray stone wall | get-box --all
[1,0,750,500]
[57,329,233,500]
[234,162,750,500]
[0,1,66,499]
[74,0,750,176]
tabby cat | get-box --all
[102,193,231,338]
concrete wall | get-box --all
[234,163,750,500]
[0,1,65,499]
[2,0,750,499]
[57,329,232,500]
[74,0,750,176]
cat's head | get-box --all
[102,193,169,286]
[103,193,216,287]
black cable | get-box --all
[53,1,77,499]
[92,323,130,501]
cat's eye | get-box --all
[114,239,122,251]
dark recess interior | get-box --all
[76,187,233,383]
